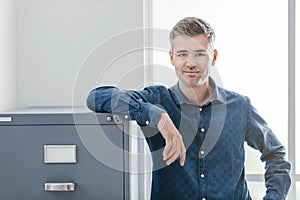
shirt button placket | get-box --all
[199,149,206,199]
[198,105,206,199]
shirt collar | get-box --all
[170,77,226,106]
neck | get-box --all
[179,81,212,106]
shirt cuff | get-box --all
[263,191,285,200]
[136,104,166,128]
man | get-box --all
[86,17,291,200]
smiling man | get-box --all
[86,17,291,200]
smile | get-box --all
[183,71,200,74]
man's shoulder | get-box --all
[217,86,250,104]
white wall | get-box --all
[15,0,144,108]
[0,0,17,111]
[1,1,145,199]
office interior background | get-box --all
[0,0,298,199]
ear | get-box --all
[212,49,218,66]
[169,50,175,66]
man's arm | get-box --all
[86,86,186,166]
[245,98,291,200]
[86,86,165,127]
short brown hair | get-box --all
[169,17,215,49]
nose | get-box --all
[186,57,197,68]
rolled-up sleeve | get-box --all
[86,86,166,128]
[245,97,291,199]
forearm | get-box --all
[86,86,166,128]
[247,132,291,199]
[263,147,291,199]
[245,97,291,199]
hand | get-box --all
[157,113,186,166]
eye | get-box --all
[195,52,207,57]
[177,53,188,58]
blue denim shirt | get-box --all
[86,78,291,200]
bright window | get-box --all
[296,0,300,175]
[152,0,288,175]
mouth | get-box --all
[183,70,200,75]
[184,70,200,73]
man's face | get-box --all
[170,34,216,88]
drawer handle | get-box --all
[44,182,75,191]
[0,117,12,122]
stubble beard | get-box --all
[177,67,210,88]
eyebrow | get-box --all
[174,49,207,53]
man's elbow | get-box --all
[86,86,116,112]
[86,90,97,112]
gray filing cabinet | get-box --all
[0,109,129,200]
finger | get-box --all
[179,148,186,166]
[165,140,181,165]
[163,138,178,156]
[162,142,172,158]
[163,143,177,161]
[166,149,180,165]
[179,142,186,166]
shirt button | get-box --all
[200,150,205,155]
[145,121,150,125]
[202,198,206,200]
[200,174,205,178]
[199,107,203,112]
[124,114,129,119]
[201,128,205,132]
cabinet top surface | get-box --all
[1,106,91,114]
[0,107,127,126]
